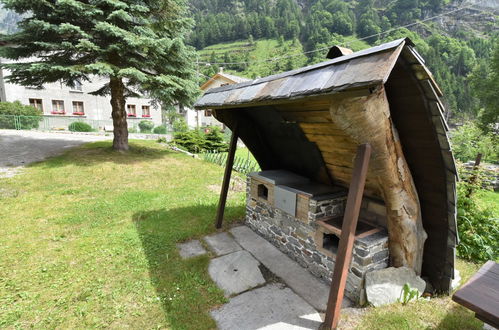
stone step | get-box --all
[230,225,352,312]
[211,284,323,330]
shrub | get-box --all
[172,127,230,153]
[68,121,93,132]
[0,100,43,129]
[204,126,228,152]
[138,120,154,133]
[153,125,167,134]
[172,117,188,132]
[451,122,498,163]
[172,130,205,153]
[128,127,138,133]
[456,164,498,262]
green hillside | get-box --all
[198,37,370,79]
[190,0,498,127]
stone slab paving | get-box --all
[208,250,265,297]
[177,240,206,259]
[204,232,242,256]
[211,284,323,330]
[230,225,352,312]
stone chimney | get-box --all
[219,67,224,73]
[326,46,353,59]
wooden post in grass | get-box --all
[466,153,482,198]
[321,144,371,330]
[215,124,239,229]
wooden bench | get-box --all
[452,261,499,328]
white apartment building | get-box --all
[183,69,250,129]
[0,58,162,129]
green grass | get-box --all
[199,38,308,79]
[198,37,371,80]
[0,140,493,328]
[0,140,246,329]
[354,260,484,330]
[476,190,499,216]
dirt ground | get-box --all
[0,130,111,178]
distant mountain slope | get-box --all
[0,0,497,121]
[191,0,498,122]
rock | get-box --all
[451,269,461,291]
[211,284,322,330]
[365,267,426,307]
[204,232,242,256]
[177,240,206,259]
[208,250,266,297]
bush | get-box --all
[138,120,154,133]
[68,121,93,132]
[153,125,167,134]
[128,127,138,133]
[456,164,498,262]
[451,122,498,163]
[204,126,228,152]
[0,100,43,129]
[172,126,230,153]
[172,117,188,133]
[172,130,205,153]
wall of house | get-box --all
[0,59,162,128]
[182,75,237,129]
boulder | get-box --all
[365,267,426,307]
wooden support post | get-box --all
[321,144,371,330]
[215,124,239,229]
[466,153,482,198]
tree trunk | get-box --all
[329,86,427,273]
[110,76,129,151]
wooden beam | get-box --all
[321,144,371,330]
[214,123,239,229]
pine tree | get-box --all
[0,0,198,151]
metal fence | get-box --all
[202,150,260,174]
[0,115,168,133]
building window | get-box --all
[70,80,83,92]
[127,104,136,117]
[204,109,212,117]
[72,101,84,115]
[29,98,43,111]
[51,100,65,114]
[142,105,151,117]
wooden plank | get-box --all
[215,124,239,229]
[278,110,332,123]
[321,144,371,330]
[452,261,499,328]
[298,122,345,135]
[273,100,332,112]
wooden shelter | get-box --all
[194,37,458,308]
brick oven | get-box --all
[245,170,389,303]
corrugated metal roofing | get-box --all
[194,38,412,109]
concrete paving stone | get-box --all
[177,240,206,259]
[211,284,323,330]
[203,232,242,256]
[208,250,265,297]
[230,225,353,312]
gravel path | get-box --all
[0,130,111,178]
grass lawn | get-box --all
[476,189,499,215]
[0,140,490,329]
[0,140,246,329]
[354,259,484,329]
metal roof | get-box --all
[194,38,414,109]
